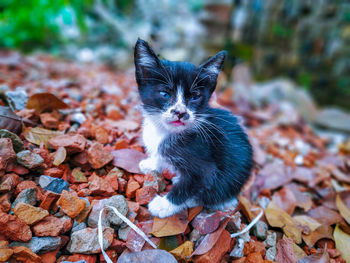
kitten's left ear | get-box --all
[199,51,227,76]
[134,38,162,83]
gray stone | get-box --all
[189,228,201,243]
[143,172,166,192]
[252,221,268,240]
[230,238,244,259]
[88,195,128,228]
[39,175,70,194]
[12,188,37,208]
[9,236,61,254]
[39,175,54,188]
[118,225,131,241]
[0,129,23,152]
[5,90,28,111]
[72,222,86,232]
[264,230,277,248]
[266,246,277,261]
[117,249,177,263]
[67,227,114,254]
[16,150,43,169]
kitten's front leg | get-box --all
[148,195,185,218]
[139,156,160,174]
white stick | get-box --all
[98,205,157,263]
[231,207,263,238]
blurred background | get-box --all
[1,0,350,132]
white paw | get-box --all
[139,158,157,174]
[148,195,184,218]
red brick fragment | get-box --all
[135,186,157,205]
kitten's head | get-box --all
[134,38,226,133]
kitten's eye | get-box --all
[190,92,201,101]
[159,91,170,99]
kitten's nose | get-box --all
[171,109,189,120]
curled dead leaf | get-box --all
[334,224,350,263]
[151,210,188,237]
[286,183,312,212]
[191,216,231,256]
[298,249,330,263]
[26,93,69,113]
[302,225,333,247]
[293,215,321,232]
[336,191,350,225]
[170,241,193,262]
[0,106,22,135]
[188,206,202,222]
[272,186,296,215]
[23,126,60,147]
[265,201,302,244]
[111,149,146,173]
[53,146,66,166]
[307,206,342,226]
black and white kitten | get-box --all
[134,39,253,218]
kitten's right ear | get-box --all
[134,38,161,82]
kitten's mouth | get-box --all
[169,120,185,126]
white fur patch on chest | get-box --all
[142,116,167,156]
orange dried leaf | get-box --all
[53,146,66,166]
[26,93,69,113]
[170,241,193,261]
[293,215,322,232]
[23,127,60,147]
[336,191,350,225]
[334,224,350,263]
[265,201,302,244]
[302,225,333,247]
[191,217,231,256]
[188,206,202,222]
[151,210,188,237]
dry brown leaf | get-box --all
[292,242,307,260]
[338,140,350,154]
[298,250,330,263]
[286,183,313,212]
[272,187,296,215]
[0,106,22,135]
[151,210,188,237]
[26,93,69,113]
[53,146,66,166]
[238,195,254,221]
[265,201,302,244]
[107,119,139,131]
[331,168,350,184]
[336,191,350,225]
[111,149,146,173]
[334,224,350,263]
[307,206,342,226]
[170,241,193,262]
[302,225,333,247]
[191,216,231,256]
[188,206,202,222]
[23,126,60,147]
[293,215,322,232]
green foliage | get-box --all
[0,0,89,51]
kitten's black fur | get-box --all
[135,38,253,210]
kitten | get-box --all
[134,39,253,218]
